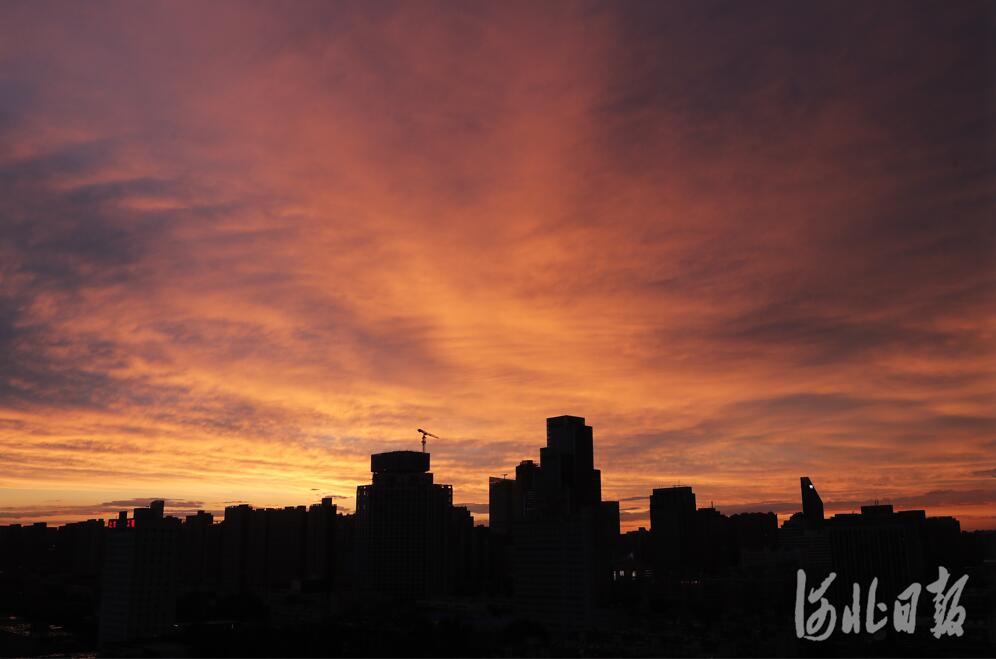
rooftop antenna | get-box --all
[416,428,439,453]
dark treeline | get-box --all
[1,416,994,657]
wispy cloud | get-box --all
[0,1,992,529]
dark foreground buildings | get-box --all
[0,417,994,657]
[99,501,179,644]
[354,450,466,600]
[490,415,620,630]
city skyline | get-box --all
[1,413,989,532]
[2,1,994,532]
[4,414,989,656]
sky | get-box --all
[0,0,994,530]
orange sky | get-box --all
[0,1,994,530]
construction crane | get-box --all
[416,428,439,453]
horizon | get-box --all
[2,2,994,533]
[3,422,993,532]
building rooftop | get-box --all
[370,450,430,474]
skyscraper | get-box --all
[801,476,824,525]
[539,415,601,516]
[354,450,457,600]
[503,415,619,630]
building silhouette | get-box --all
[1,417,994,656]
[56,518,105,578]
[179,510,215,591]
[98,500,179,645]
[496,415,620,630]
[729,511,778,565]
[801,476,824,525]
[488,476,517,536]
[825,504,927,601]
[354,450,456,600]
[219,503,252,593]
[650,485,697,576]
[305,497,338,585]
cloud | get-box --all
[0,498,206,521]
[0,0,992,530]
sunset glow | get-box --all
[1,1,993,530]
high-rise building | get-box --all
[781,478,832,575]
[99,500,179,645]
[502,415,619,630]
[488,476,517,535]
[305,497,338,585]
[801,476,824,525]
[220,503,252,593]
[354,450,457,600]
[180,511,214,589]
[218,501,334,594]
[265,505,308,589]
[539,415,601,516]
[649,486,696,576]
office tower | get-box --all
[649,486,697,576]
[539,415,601,516]
[512,513,598,628]
[506,416,619,629]
[99,500,179,645]
[780,479,833,576]
[801,476,824,525]
[354,450,457,600]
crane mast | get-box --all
[416,428,439,453]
